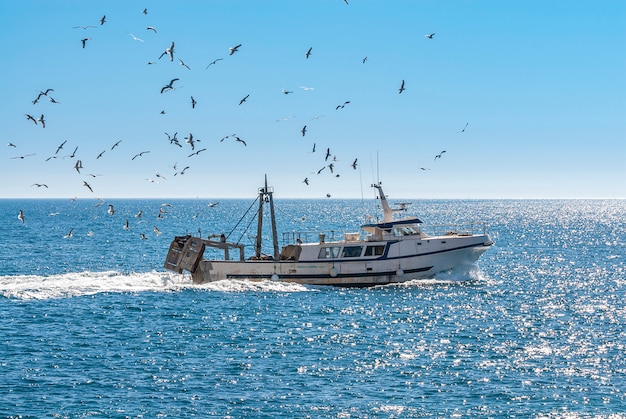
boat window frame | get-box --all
[318,246,341,259]
[364,245,385,257]
[341,245,364,258]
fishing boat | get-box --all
[164,176,493,286]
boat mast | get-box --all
[372,182,404,223]
[255,175,279,259]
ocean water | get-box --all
[1,198,625,418]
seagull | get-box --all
[300,86,315,91]
[398,79,405,94]
[128,33,144,42]
[305,47,312,59]
[64,228,74,238]
[325,148,331,161]
[18,210,25,223]
[185,133,197,150]
[146,26,157,33]
[303,177,309,185]
[69,146,78,158]
[123,219,130,230]
[83,181,93,193]
[336,101,350,110]
[153,226,162,236]
[25,114,37,125]
[239,94,249,105]
[159,41,175,61]
[457,122,469,133]
[96,150,105,159]
[31,183,49,188]
[49,97,60,104]
[107,204,115,215]
[132,151,150,160]
[160,78,179,94]
[7,142,16,147]
[111,139,122,150]
[328,163,334,173]
[140,233,148,240]
[234,136,247,146]
[135,211,143,218]
[310,143,316,153]
[188,148,206,157]
[301,125,307,136]
[205,58,223,69]
[33,88,54,104]
[11,153,36,159]
[425,33,435,39]
[81,38,91,48]
[418,167,431,171]
[99,15,106,25]
[434,150,446,161]
[362,56,368,63]
[155,172,167,181]
[74,160,83,173]
[191,96,197,108]
[351,158,358,170]
[55,140,67,154]
[229,44,241,55]
[178,58,191,70]
[208,202,219,208]
[73,25,96,29]
[142,8,148,14]
[37,114,46,128]
[281,88,293,95]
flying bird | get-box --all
[96,150,105,159]
[336,101,350,110]
[64,228,74,239]
[179,58,191,70]
[142,8,148,14]
[73,25,96,29]
[153,226,162,236]
[191,96,197,108]
[123,219,130,230]
[128,33,144,42]
[81,38,91,48]
[37,114,45,128]
[398,80,405,94]
[11,153,36,159]
[160,78,179,93]
[146,26,157,33]
[434,150,446,160]
[301,125,307,136]
[457,122,469,133]
[74,160,83,173]
[303,177,309,185]
[187,148,205,158]
[132,151,150,160]
[234,136,247,146]
[107,204,115,215]
[239,94,249,105]
[351,158,358,170]
[325,148,331,161]
[7,142,16,147]
[55,140,67,154]
[111,139,122,150]
[185,133,197,150]
[229,44,241,55]
[25,114,37,125]
[205,58,223,69]
[83,181,93,193]
[425,33,435,39]
[305,47,312,59]
[18,210,25,223]
[99,15,106,25]
[159,41,175,61]
[31,183,48,188]
[281,88,293,95]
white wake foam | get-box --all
[0,271,314,300]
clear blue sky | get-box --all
[2,1,625,199]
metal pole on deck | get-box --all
[255,182,264,259]
[268,185,279,260]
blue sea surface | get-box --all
[1,198,625,417]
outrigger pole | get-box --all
[254,175,280,260]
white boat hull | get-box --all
[190,236,492,286]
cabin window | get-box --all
[318,246,340,259]
[392,226,419,236]
[341,246,363,258]
[364,245,385,256]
